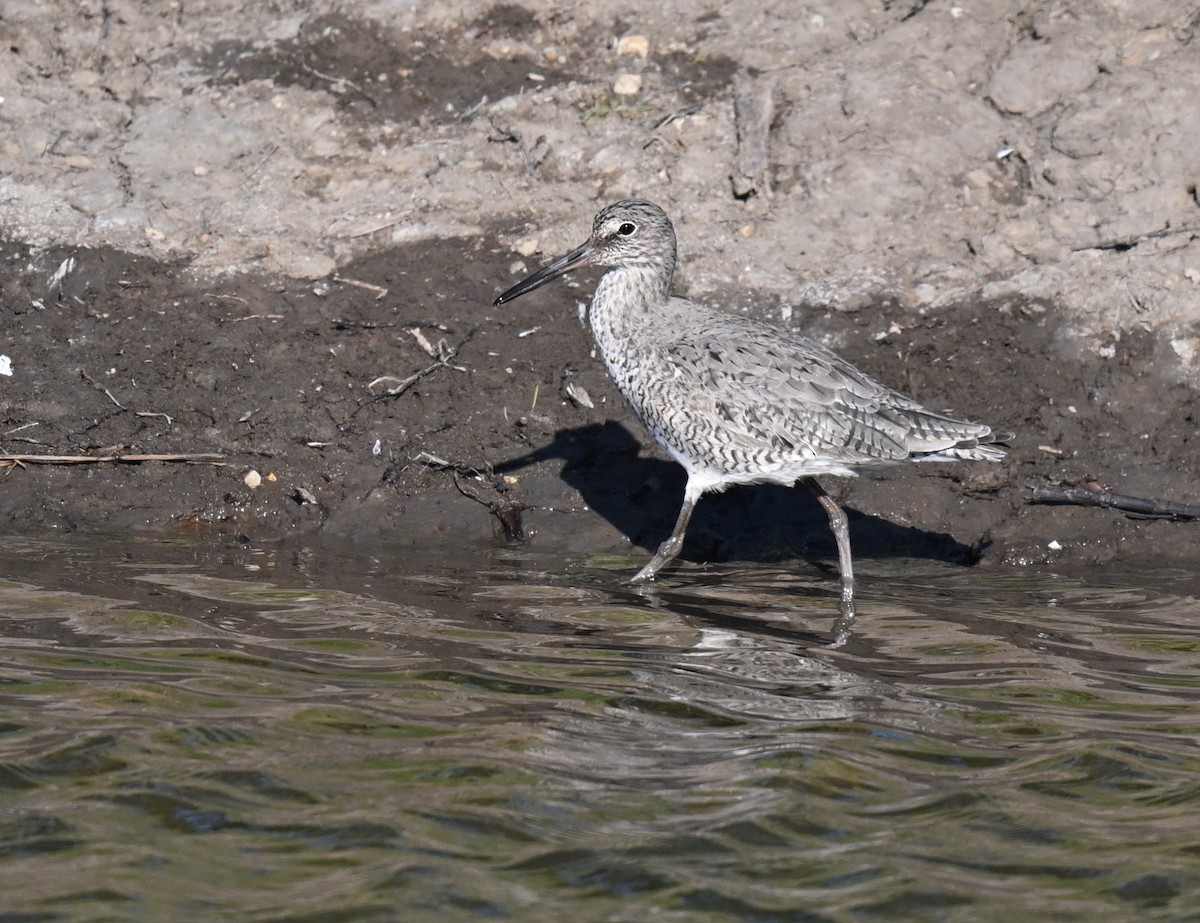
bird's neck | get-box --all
[592,264,670,321]
[588,266,672,372]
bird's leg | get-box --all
[629,480,701,584]
[804,478,857,643]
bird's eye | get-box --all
[617,222,637,236]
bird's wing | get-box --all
[653,310,991,465]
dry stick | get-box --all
[347,328,478,421]
[367,356,453,397]
[365,328,476,398]
[0,453,225,465]
[345,219,403,240]
[333,274,389,298]
[300,60,376,108]
[1029,485,1200,521]
[415,452,525,541]
[1071,224,1200,252]
[79,369,124,409]
[451,470,525,541]
[80,371,174,423]
[644,103,702,149]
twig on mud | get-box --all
[333,274,389,298]
[242,144,279,184]
[1071,224,1200,253]
[202,293,249,304]
[0,452,225,467]
[344,219,403,239]
[79,371,175,426]
[1029,484,1200,521]
[413,450,454,469]
[331,317,396,331]
[300,60,377,108]
[367,357,453,397]
[79,369,124,410]
[452,472,525,541]
[650,102,702,133]
[366,328,476,398]
[414,452,524,541]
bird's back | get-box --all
[595,294,1004,484]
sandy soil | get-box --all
[1,0,1197,576]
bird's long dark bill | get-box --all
[493,240,596,306]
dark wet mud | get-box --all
[3,236,1196,577]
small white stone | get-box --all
[1048,540,1062,551]
[244,469,262,489]
[1170,337,1200,363]
[617,35,649,57]
[513,235,540,258]
[613,73,642,96]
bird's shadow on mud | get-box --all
[497,422,984,569]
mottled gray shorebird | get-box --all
[494,200,1006,639]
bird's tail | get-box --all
[911,427,1011,463]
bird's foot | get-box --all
[829,597,857,648]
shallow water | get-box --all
[1,536,1198,921]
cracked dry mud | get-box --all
[1,1,1197,576]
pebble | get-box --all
[513,235,540,258]
[617,35,649,58]
[613,74,642,97]
[1170,337,1199,364]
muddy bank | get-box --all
[1,0,1197,577]
[2,236,1195,577]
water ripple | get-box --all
[0,540,1198,919]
